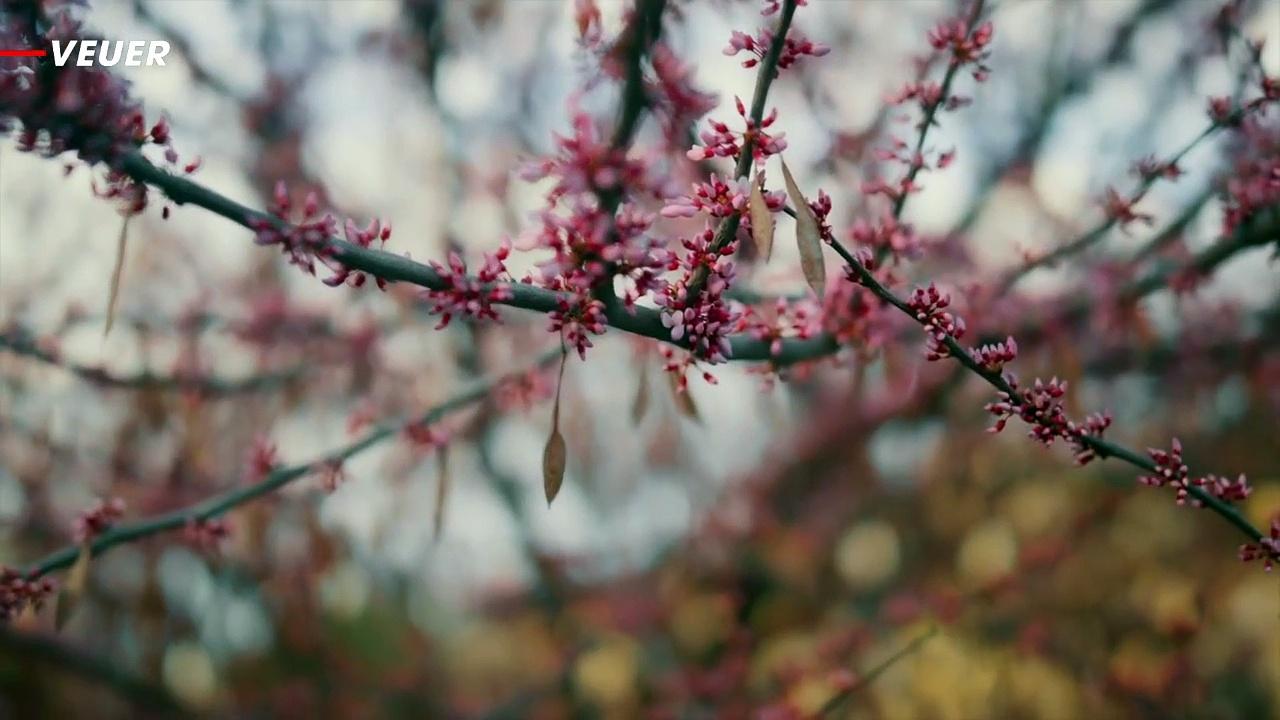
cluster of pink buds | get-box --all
[1067,413,1114,465]
[884,81,962,113]
[907,284,966,361]
[548,278,608,359]
[494,367,558,412]
[1220,117,1280,237]
[183,518,231,553]
[849,213,921,263]
[1,568,55,622]
[246,435,280,482]
[1139,439,1254,507]
[318,459,346,494]
[723,28,829,73]
[1131,155,1184,182]
[519,105,670,359]
[662,173,784,219]
[327,218,393,289]
[661,346,717,391]
[927,16,994,80]
[520,112,651,200]
[648,43,718,149]
[985,377,1114,465]
[1102,187,1154,231]
[248,182,379,287]
[72,497,126,543]
[424,242,514,329]
[602,206,674,309]
[688,97,787,163]
[821,278,892,349]
[1239,518,1280,570]
[970,336,1018,372]
[0,6,196,215]
[656,231,741,365]
[735,297,823,358]
[404,421,450,452]
[1207,96,1238,126]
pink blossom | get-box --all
[907,284,966,361]
[424,242,515,329]
[927,18,994,80]
[688,97,787,164]
[1,568,55,622]
[1239,518,1280,570]
[72,497,126,544]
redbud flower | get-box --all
[648,43,718,148]
[404,421,449,452]
[662,174,784,220]
[247,435,280,482]
[907,284,966,360]
[849,213,921,262]
[970,336,1017,372]
[183,518,231,553]
[927,18,994,80]
[424,241,514,329]
[688,98,787,163]
[724,28,829,72]
[1103,187,1154,231]
[1,568,56,621]
[318,459,346,494]
[1239,517,1280,570]
[655,229,741,364]
[72,497,126,543]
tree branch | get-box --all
[830,209,1277,549]
[116,151,838,364]
[685,0,799,299]
[0,327,303,397]
[20,350,560,579]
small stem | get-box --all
[837,231,1271,548]
[685,0,799,300]
[22,351,560,579]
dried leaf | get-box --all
[543,349,569,505]
[631,359,651,423]
[433,446,450,542]
[543,428,566,505]
[56,543,91,630]
[780,159,825,298]
[749,173,775,261]
[667,371,701,423]
[103,217,131,337]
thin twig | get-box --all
[20,350,560,579]
[819,625,939,716]
[830,209,1276,549]
[0,328,304,397]
[685,0,799,300]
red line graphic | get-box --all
[0,49,47,57]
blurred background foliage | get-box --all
[1,0,1278,717]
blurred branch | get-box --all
[999,112,1235,291]
[950,0,1184,237]
[0,625,180,713]
[819,625,938,716]
[830,206,1278,552]
[21,350,560,579]
[1021,208,1280,344]
[131,0,243,102]
[1128,184,1216,262]
[0,327,304,397]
